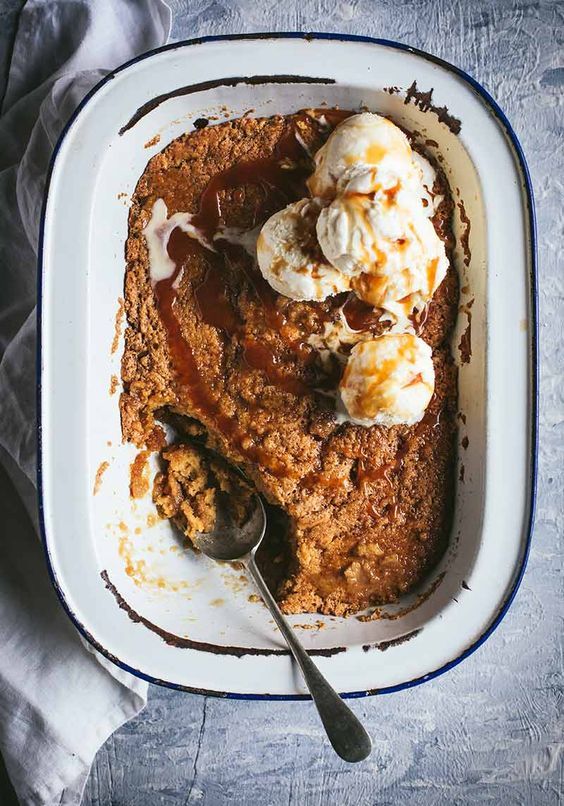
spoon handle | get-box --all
[245,555,372,763]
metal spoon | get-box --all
[193,490,372,763]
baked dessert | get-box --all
[120,108,458,616]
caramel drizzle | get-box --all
[154,232,293,476]
[356,399,442,516]
[152,112,343,475]
[341,293,383,331]
[152,107,437,485]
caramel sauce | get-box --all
[365,142,387,165]
[301,396,443,497]
[154,231,289,475]
[152,112,353,475]
[154,229,203,395]
[342,293,382,331]
[190,114,325,349]
[358,399,442,516]
[357,458,394,494]
[383,182,400,204]
[194,259,239,334]
[404,372,423,388]
[236,256,287,330]
[191,115,313,243]
[301,470,348,491]
[225,245,317,365]
[426,257,439,292]
[242,337,309,396]
[196,241,315,386]
[351,272,388,308]
[152,107,455,494]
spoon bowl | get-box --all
[192,480,372,763]
[193,492,266,561]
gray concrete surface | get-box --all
[1,0,562,804]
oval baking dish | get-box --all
[38,34,537,698]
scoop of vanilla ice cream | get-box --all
[256,198,351,301]
[339,334,435,427]
[316,173,448,318]
[307,112,417,199]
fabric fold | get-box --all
[0,1,171,803]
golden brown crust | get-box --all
[121,112,458,616]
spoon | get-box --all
[193,489,372,763]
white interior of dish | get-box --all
[41,38,532,695]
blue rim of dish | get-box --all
[36,32,538,701]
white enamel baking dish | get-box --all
[39,34,537,698]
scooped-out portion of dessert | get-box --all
[120,108,458,616]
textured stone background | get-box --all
[0,0,562,803]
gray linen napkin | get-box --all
[0,1,171,803]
